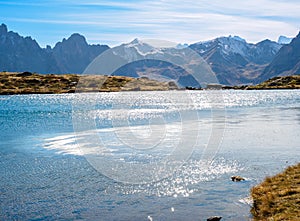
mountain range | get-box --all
[0,24,109,74]
[189,36,282,85]
[259,32,300,83]
[0,23,299,86]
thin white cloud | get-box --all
[55,1,299,42]
[64,0,300,19]
[2,0,299,46]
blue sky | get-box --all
[0,0,299,47]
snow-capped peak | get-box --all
[229,35,246,43]
[195,35,246,45]
[215,36,249,56]
[125,38,149,47]
[176,43,189,49]
[277,35,292,44]
[119,38,163,57]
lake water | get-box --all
[0,90,299,220]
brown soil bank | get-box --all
[0,72,178,94]
[251,163,300,221]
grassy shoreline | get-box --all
[250,163,300,220]
[0,72,178,94]
[1,72,299,94]
[223,75,300,90]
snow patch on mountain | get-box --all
[218,36,249,56]
[194,35,250,56]
[123,38,164,57]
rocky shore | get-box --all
[0,72,178,94]
[250,163,300,220]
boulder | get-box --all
[16,71,33,77]
[207,216,222,221]
[231,176,245,182]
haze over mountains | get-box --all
[0,23,299,86]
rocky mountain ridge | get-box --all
[1,23,299,86]
[0,24,109,74]
[52,33,109,73]
[85,37,283,87]
[259,32,300,82]
[189,36,282,85]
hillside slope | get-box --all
[260,32,300,82]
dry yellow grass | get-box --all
[0,72,177,94]
[222,75,300,90]
[251,75,300,90]
[251,163,300,221]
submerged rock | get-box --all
[207,216,222,221]
[231,176,245,182]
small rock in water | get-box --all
[231,175,245,182]
[207,216,222,221]
[16,71,33,77]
